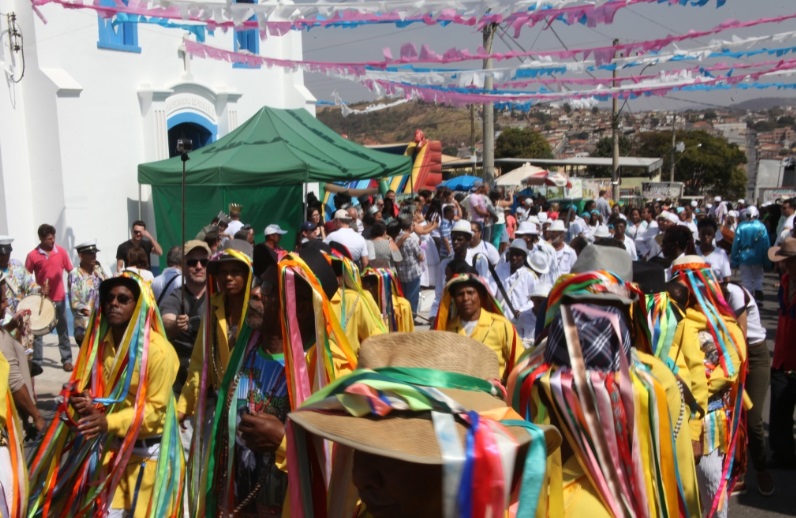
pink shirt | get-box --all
[25,245,73,302]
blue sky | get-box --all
[301,0,794,110]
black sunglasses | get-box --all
[103,293,135,305]
[186,258,209,267]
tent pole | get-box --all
[303,182,308,225]
[138,184,142,219]
[177,139,192,310]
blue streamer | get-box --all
[502,420,547,518]
[457,411,479,518]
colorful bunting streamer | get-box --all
[30,0,726,36]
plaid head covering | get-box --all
[545,303,632,371]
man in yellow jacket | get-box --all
[433,273,522,381]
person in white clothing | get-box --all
[776,198,795,245]
[494,239,537,343]
[429,220,474,319]
[517,221,560,286]
[225,202,245,237]
[467,221,500,295]
[612,219,638,261]
[324,209,369,267]
[697,219,732,282]
[547,220,577,275]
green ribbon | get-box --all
[300,367,498,410]
[502,419,547,518]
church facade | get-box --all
[0,0,313,269]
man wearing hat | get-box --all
[226,203,245,237]
[434,273,522,380]
[177,240,254,425]
[510,255,701,516]
[287,332,561,517]
[548,219,577,275]
[768,237,796,469]
[495,239,538,343]
[160,240,210,395]
[28,272,183,517]
[324,209,369,268]
[264,223,289,258]
[0,235,38,334]
[731,205,770,301]
[67,241,108,347]
[429,219,473,320]
[296,221,319,249]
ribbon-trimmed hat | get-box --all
[769,237,796,263]
[289,331,562,463]
[208,239,253,274]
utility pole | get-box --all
[670,112,677,182]
[482,23,497,181]
[611,38,620,202]
[470,104,476,155]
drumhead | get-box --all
[17,295,57,336]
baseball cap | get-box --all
[265,224,288,236]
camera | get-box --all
[176,138,193,154]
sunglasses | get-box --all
[103,293,135,305]
[186,258,209,267]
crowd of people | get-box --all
[0,184,794,517]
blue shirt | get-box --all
[440,218,454,258]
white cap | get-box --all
[451,219,473,236]
[714,195,722,202]
[738,199,745,205]
[516,221,539,235]
[524,198,533,206]
[0,235,12,246]
[593,225,612,239]
[548,220,566,233]
[75,240,100,253]
[706,204,713,209]
[334,209,352,221]
[538,212,549,223]
[747,206,759,219]
[265,224,288,236]
[691,200,698,207]
[728,210,739,218]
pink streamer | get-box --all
[30,0,724,36]
[383,12,796,65]
[285,269,312,407]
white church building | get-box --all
[0,0,313,270]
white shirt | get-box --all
[468,240,500,266]
[226,220,244,237]
[626,220,648,241]
[324,227,369,261]
[495,262,537,342]
[777,214,795,245]
[725,283,766,344]
[555,244,578,275]
[622,236,638,261]
[698,246,732,281]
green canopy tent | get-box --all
[137,106,411,255]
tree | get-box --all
[633,130,747,197]
[495,128,553,171]
[703,110,717,120]
[585,136,632,177]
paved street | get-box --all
[29,274,795,516]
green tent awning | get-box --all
[137,106,410,263]
[137,106,411,185]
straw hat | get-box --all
[768,237,796,263]
[289,332,562,464]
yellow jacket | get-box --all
[330,288,385,355]
[395,296,415,333]
[446,309,522,378]
[102,330,179,439]
[669,308,711,441]
[178,292,238,417]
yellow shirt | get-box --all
[669,309,710,441]
[178,292,238,417]
[0,351,11,432]
[446,309,522,378]
[330,288,385,355]
[394,296,415,333]
[102,330,179,439]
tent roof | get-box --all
[494,163,548,186]
[138,107,411,186]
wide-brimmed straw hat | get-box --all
[769,237,796,263]
[289,332,562,464]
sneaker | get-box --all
[756,470,775,496]
[63,362,74,372]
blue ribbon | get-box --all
[457,411,479,518]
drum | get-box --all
[16,295,57,336]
